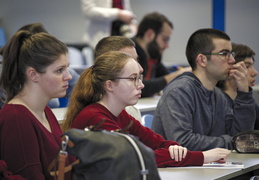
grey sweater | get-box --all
[152,72,256,151]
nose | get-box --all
[228,56,235,65]
[137,79,145,90]
[163,41,170,49]
[252,67,258,77]
[138,63,144,74]
[65,68,72,81]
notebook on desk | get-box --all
[202,162,244,169]
[167,162,244,169]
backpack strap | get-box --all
[49,135,79,179]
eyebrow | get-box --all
[245,62,254,66]
[218,49,231,52]
[126,72,141,77]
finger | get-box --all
[233,61,246,69]
[178,147,183,161]
[229,69,247,81]
[233,63,248,74]
[183,147,188,159]
[173,146,179,161]
[217,158,226,163]
[169,146,175,160]
[239,61,247,70]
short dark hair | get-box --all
[186,28,231,70]
[94,36,135,58]
[232,42,255,63]
[136,12,173,38]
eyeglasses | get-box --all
[203,51,235,59]
[113,74,143,86]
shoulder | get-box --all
[0,104,29,120]
[120,109,136,120]
[78,103,107,116]
[72,103,110,128]
[164,73,200,95]
[0,105,36,132]
[214,87,230,101]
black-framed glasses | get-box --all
[203,51,235,59]
[113,74,143,86]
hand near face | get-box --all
[228,61,249,92]
[202,148,231,164]
[168,145,188,161]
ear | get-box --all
[144,29,156,42]
[196,54,207,68]
[104,80,115,92]
[27,67,39,82]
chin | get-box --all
[128,100,138,106]
[57,92,67,98]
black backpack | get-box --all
[50,125,161,180]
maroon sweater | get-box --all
[0,104,74,180]
[71,103,204,167]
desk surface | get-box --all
[52,96,160,123]
[134,96,160,112]
[158,152,259,180]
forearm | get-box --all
[154,149,203,167]
[231,90,256,132]
[164,124,232,151]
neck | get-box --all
[193,70,217,91]
[11,95,45,116]
[10,91,52,132]
[98,97,124,117]
[9,86,49,118]
[135,37,150,58]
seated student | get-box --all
[17,22,80,108]
[94,35,142,122]
[152,28,256,151]
[217,42,259,130]
[0,30,75,179]
[62,51,230,168]
[132,12,192,97]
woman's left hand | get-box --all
[168,145,188,161]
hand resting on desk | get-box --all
[202,148,231,164]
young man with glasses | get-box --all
[132,12,191,97]
[152,28,256,151]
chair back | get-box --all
[82,46,94,66]
[142,114,154,129]
[0,27,6,48]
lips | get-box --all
[250,80,256,86]
[136,92,142,98]
[63,84,69,89]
